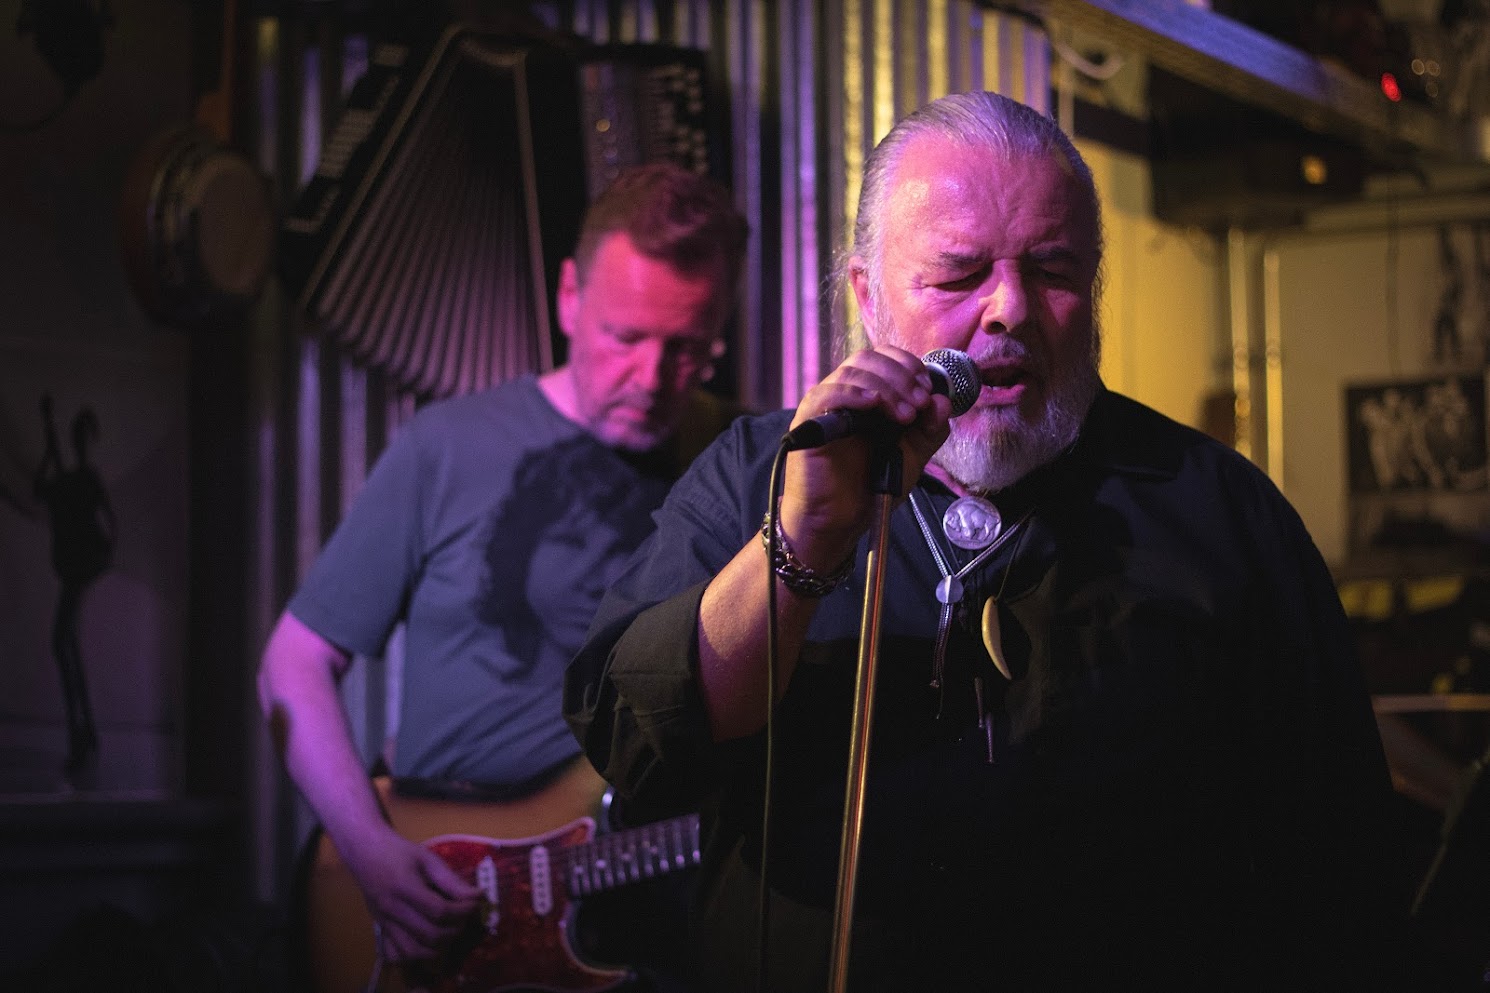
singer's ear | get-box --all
[556,257,581,339]
[847,255,879,343]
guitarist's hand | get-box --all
[342,824,482,962]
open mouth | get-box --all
[981,363,1027,390]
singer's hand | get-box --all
[696,345,954,741]
[779,345,953,569]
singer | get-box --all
[566,92,1410,991]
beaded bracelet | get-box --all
[760,512,854,597]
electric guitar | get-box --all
[303,760,701,993]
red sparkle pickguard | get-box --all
[401,823,629,993]
[302,766,697,993]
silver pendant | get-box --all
[942,496,1002,550]
[935,574,964,604]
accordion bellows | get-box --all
[280,25,719,401]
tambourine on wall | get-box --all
[118,123,274,330]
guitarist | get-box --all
[258,162,748,991]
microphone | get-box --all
[781,348,980,451]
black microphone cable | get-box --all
[755,438,792,993]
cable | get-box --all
[1384,107,1403,379]
[1049,28,1125,140]
[1385,200,1400,377]
[756,440,790,993]
[1050,35,1126,82]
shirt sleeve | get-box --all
[1227,458,1408,978]
[287,425,426,657]
[565,415,775,816]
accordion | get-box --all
[280,26,720,399]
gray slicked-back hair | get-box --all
[834,91,1104,357]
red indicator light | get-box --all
[1381,72,1402,102]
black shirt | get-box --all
[566,388,1405,992]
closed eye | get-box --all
[932,266,989,292]
[1024,249,1085,285]
[1028,266,1077,286]
[606,326,647,347]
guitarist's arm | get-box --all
[257,610,480,962]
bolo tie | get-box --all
[907,489,1031,762]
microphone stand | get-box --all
[828,438,901,993]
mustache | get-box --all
[966,337,1042,370]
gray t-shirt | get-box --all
[290,375,677,786]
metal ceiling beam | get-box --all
[1012,0,1487,165]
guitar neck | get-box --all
[561,813,701,898]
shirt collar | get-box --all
[1072,387,1184,482]
[917,386,1181,513]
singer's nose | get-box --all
[977,260,1028,335]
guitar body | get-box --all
[304,759,630,993]
[403,824,629,993]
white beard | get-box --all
[931,365,1097,494]
[874,315,1100,495]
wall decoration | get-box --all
[0,346,188,798]
[34,393,114,782]
[1345,373,1490,561]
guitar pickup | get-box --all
[529,845,553,915]
[476,855,499,934]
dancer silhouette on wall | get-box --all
[34,394,114,779]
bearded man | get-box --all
[565,91,1407,991]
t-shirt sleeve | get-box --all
[288,427,426,657]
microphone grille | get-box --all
[922,349,980,416]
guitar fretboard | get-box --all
[563,815,701,896]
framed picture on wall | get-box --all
[1345,374,1490,560]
